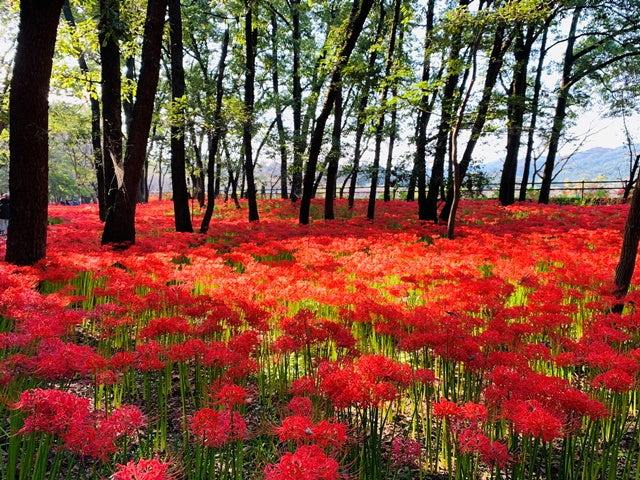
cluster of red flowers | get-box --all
[1,199,639,479]
[13,388,145,460]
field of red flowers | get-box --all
[0,198,638,480]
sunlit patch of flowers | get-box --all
[0,198,639,479]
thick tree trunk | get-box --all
[6,0,64,265]
[499,26,533,206]
[99,0,122,224]
[539,6,581,204]
[102,0,169,245]
[300,0,375,225]
[614,176,640,310]
[169,0,193,232]
[62,0,104,219]
[324,78,342,220]
[200,29,229,234]
[244,0,259,222]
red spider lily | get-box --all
[189,408,247,447]
[264,444,340,480]
[389,436,421,468]
[287,396,314,416]
[212,383,249,409]
[506,399,564,442]
[592,368,635,392]
[275,415,348,450]
[433,398,460,419]
[137,316,193,340]
[33,338,106,380]
[112,458,173,480]
[13,388,146,460]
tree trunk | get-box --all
[99,0,122,225]
[200,28,229,233]
[614,176,640,311]
[324,78,342,220]
[169,0,193,232]
[384,27,404,202]
[539,5,581,204]
[299,0,375,225]
[499,25,533,206]
[290,0,304,199]
[348,1,386,209]
[102,0,169,245]
[62,0,104,219]
[368,0,401,220]
[423,11,466,221]
[243,0,259,222]
[439,21,511,220]
[6,0,64,265]
[271,14,289,199]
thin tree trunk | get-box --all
[6,0,64,265]
[244,0,259,221]
[519,24,548,201]
[300,0,375,225]
[200,28,229,233]
[62,0,105,219]
[169,0,192,232]
[348,1,386,209]
[102,0,169,245]
[324,80,342,220]
[539,5,581,204]
[271,15,289,199]
[291,0,303,198]
[368,0,401,220]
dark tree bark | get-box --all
[519,24,548,201]
[324,76,342,220]
[200,29,229,233]
[368,0,401,219]
[423,1,469,222]
[290,0,304,198]
[271,14,289,199]
[99,0,122,223]
[384,26,404,202]
[538,5,581,204]
[244,0,259,222]
[299,0,375,225]
[168,0,193,232]
[348,1,386,209]
[6,0,64,266]
[416,0,435,212]
[499,25,534,206]
[62,0,104,217]
[102,0,169,245]
[614,176,640,311]
[439,21,512,220]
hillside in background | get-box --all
[484,145,638,184]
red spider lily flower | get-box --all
[291,376,317,396]
[137,316,193,340]
[264,444,340,480]
[389,436,421,468]
[13,388,91,436]
[457,427,491,455]
[166,338,206,362]
[287,396,313,417]
[213,383,249,409]
[275,415,348,450]
[433,398,460,419]
[33,338,106,380]
[135,341,167,371]
[112,458,173,480]
[189,408,246,447]
[412,368,436,384]
[507,400,564,442]
[592,368,635,392]
[458,401,488,424]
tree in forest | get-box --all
[538,1,640,204]
[168,0,192,232]
[101,0,168,245]
[5,0,65,266]
[299,0,375,225]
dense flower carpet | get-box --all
[0,198,638,479]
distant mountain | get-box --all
[484,145,638,183]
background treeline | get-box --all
[2,0,640,262]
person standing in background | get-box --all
[0,194,10,237]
